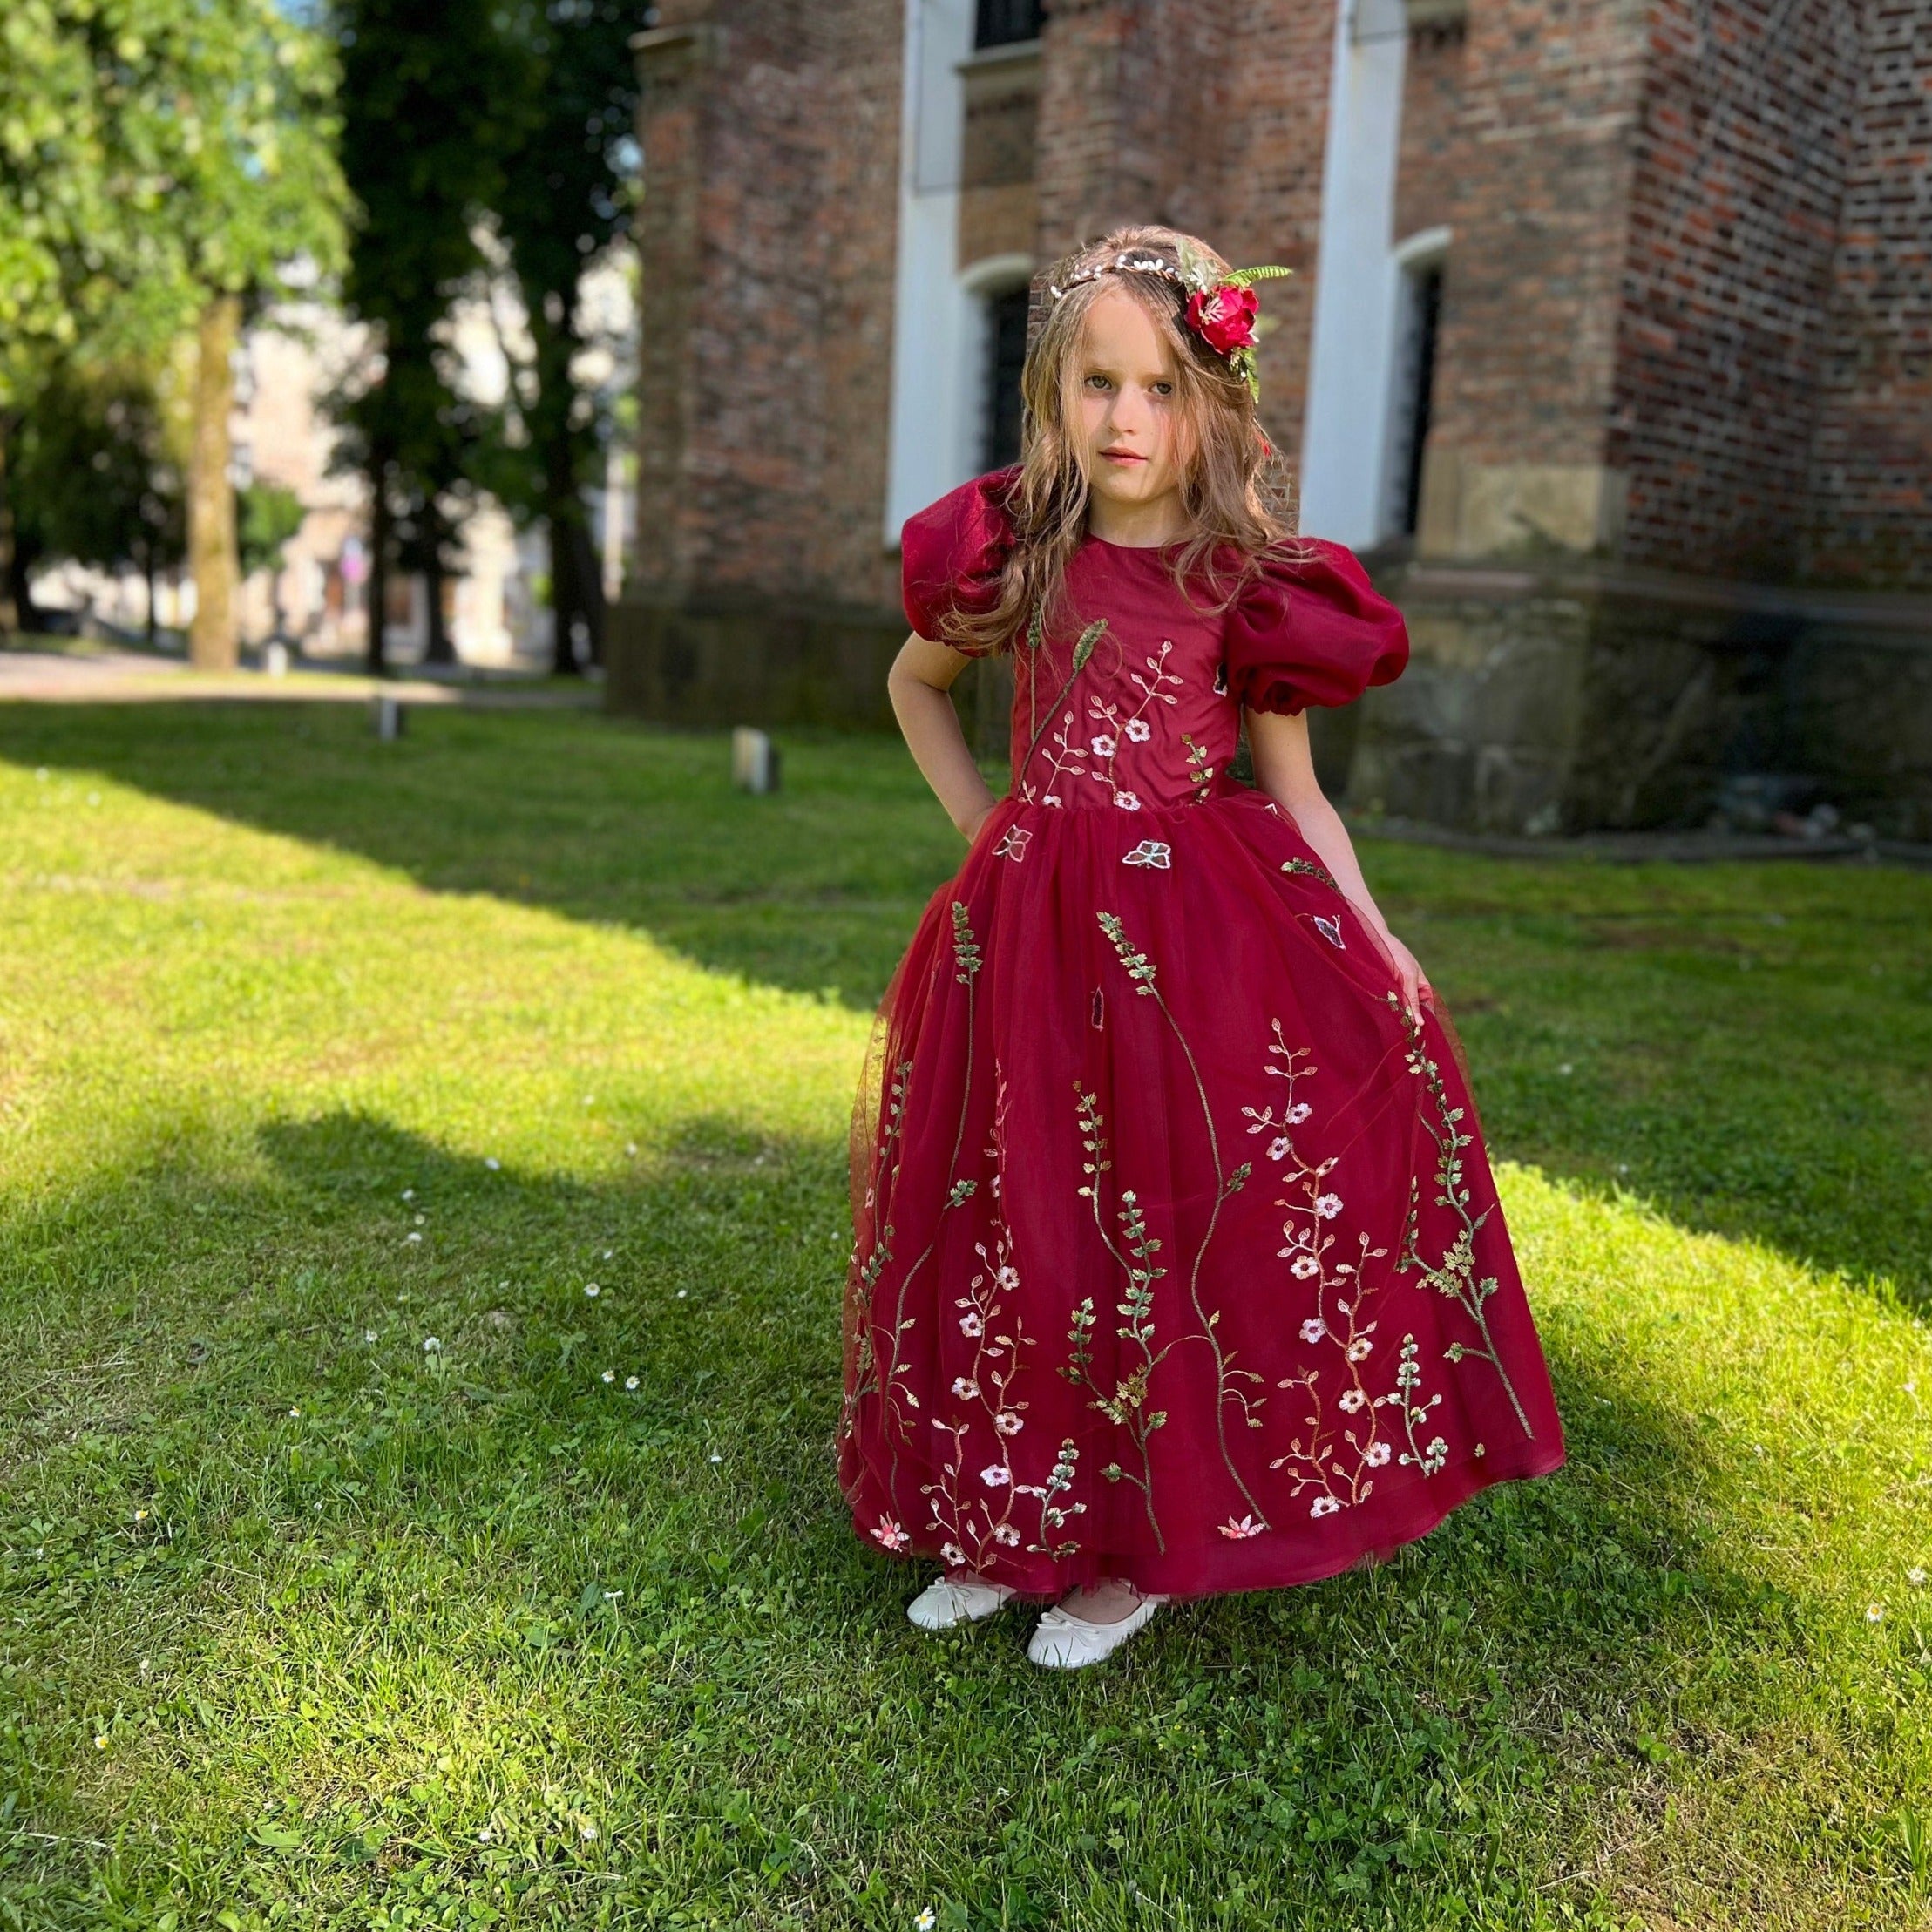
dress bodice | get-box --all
[1005,541,1237,813]
[899,468,1411,817]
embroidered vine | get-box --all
[1084,641,1183,810]
[1060,1087,1173,1550]
[1095,911,1266,1527]
[1391,993,1535,1437]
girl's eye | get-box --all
[1153,382,1173,397]
[1084,374,1112,391]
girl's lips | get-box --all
[1101,450,1147,464]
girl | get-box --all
[839,226,1564,1670]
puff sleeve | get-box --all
[1222,538,1409,715]
[899,465,1021,653]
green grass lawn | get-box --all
[0,699,1926,1931]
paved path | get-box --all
[0,644,597,708]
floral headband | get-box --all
[1047,241,1291,400]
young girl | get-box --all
[840,226,1564,1669]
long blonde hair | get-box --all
[942,225,1295,657]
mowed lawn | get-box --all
[0,698,1927,1932]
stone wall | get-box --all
[1349,561,1932,837]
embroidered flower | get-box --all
[1090,734,1117,757]
[959,1311,984,1337]
[1124,717,1152,742]
[993,1523,1020,1545]
[995,1265,1020,1290]
[993,1410,1024,1435]
[993,826,1033,862]
[1290,1253,1319,1279]
[1309,1494,1342,1518]
[1267,1135,1291,1160]
[1114,790,1142,811]
[1315,1193,1345,1219]
[1218,1515,1264,1540]
[871,1515,911,1551]
[1313,914,1346,949]
[1186,281,1260,355]
[980,1464,1012,1488]
[951,1376,980,1400]
[1338,1387,1367,1413]
[1122,839,1172,869]
[1299,1317,1326,1344]
[940,1542,967,1567]
[1289,1102,1312,1124]
[1366,1441,1392,1466]
[1042,794,1063,808]
[1346,1337,1373,1362]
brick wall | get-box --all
[1393,22,1465,246]
[1424,0,1649,474]
[632,0,901,611]
[1611,0,1867,578]
[1803,1,1932,588]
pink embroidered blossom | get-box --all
[1338,1387,1367,1413]
[951,1376,980,1400]
[870,1515,911,1551]
[1315,1193,1345,1219]
[1218,1515,1265,1540]
[1291,1254,1319,1279]
[993,1410,1024,1435]
[1299,1317,1326,1344]
[1124,717,1151,742]
[1114,791,1142,810]
[1309,1495,1342,1518]
[980,1463,1012,1487]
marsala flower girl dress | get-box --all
[840,469,1565,1601]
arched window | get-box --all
[1385,228,1451,539]
[983,285,1030,469]
[975,0,1043,51]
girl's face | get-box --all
[1075,288,1187,518]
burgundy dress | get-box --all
[839,470,1565,1601]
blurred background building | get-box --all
[610,0,1932,837]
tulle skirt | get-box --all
[838,783,1565,1601]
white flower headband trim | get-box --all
[1047,242,1292,400]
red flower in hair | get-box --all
[1186,281,1260,356]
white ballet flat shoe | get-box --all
[1027,1593,1168,1670]
[906,1575,1017,1631]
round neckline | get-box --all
[1081,528,1181,554]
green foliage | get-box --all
[235,481,305,580]
[0,0,348,403]
[8,356,183,583]
[0,704,1927,1929]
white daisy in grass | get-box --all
[406,1232,423,1244]
[485,1156,501,1170]
[1908,1569,1927,1587]
[601,1370,616,1384]
[364,1330,378,1344]
[584,1284,600,1299]
[1866,1604,1885,1622]
[422,1337,442,1353]
[626,1377,641,1392]
[676,1290,688,1299]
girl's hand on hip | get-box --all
[1380,929,1430,1023]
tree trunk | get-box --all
[366,452,391,676]
[143,542,158,648]
[188,294,242,672]
[421,498,455,666]
[0,410,17,639]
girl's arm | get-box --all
[1246,707,1428,1020]
[888,633,1000,842]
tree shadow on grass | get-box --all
[3,695,1925,1319]
[0,1108,1905,1928]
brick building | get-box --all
[612,0,1932,836]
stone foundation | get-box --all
[1348,561,1932,839]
